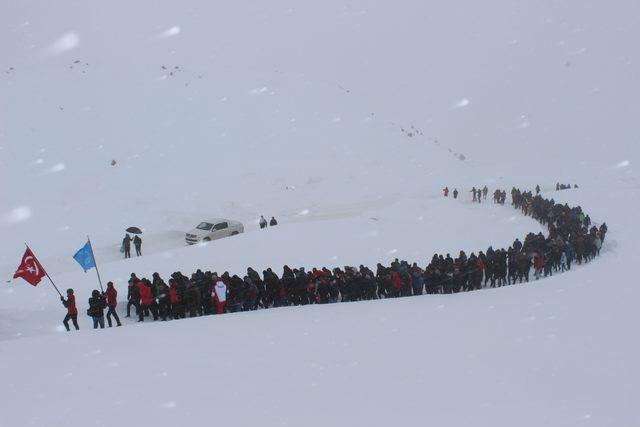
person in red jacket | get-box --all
[104,282,122,327]
[168,279,184,319]
[392,271,403,297]
[137,279,158,322]
[61,288,79,331]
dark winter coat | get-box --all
[88,294,107,317]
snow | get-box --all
[46,31,80,55]
[1,0,640,425]
[454,98,471,108]
[2,206,33,225]
[46,162,66,173]
[157,25,181,39]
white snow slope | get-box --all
[1,1,639,426]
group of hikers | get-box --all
[556,183,579,191]
[60,185,606,330]
[443,186,494,202]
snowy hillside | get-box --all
[1,0,639,426]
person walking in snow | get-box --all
[471,187,477,202]
[122,234,132,258]
[259,216,268,229]
[482,186,488,200]
[535,184,541,195]
[126,278,140,317]
[599,222,608,242]
[453,188,458,199]
[137,280,158,322]
[443,187,449,197]
[133,235,142,256]
[560,251,567,272]
[61,288,79,331]
[214,279,227,314]
[269,216,278,226]
[533,253,544,280]
[88,289,107,329]
[104,282,122,327]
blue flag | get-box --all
[73,241,96,272]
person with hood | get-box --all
[259,216,268,229]
[126,279,140,317]
[156,279,172,321]
[104,282,122,327]
[269,216,278,226]
[599,222,608,242]
[88,289,107,329]
[243,276,258,311]
[533,253,544,280]
[122,234,132,258]
[453,188,459,199]
[133,235,142,256]
[61,288,79,331]
[137,280,158,322]
[295,267,308,305]
[169,279,184,319]
[214,279,227,314]
[392,270,403,297]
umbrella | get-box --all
[126,226,143,234]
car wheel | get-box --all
[203,237,211,242]
[231,231,239,236]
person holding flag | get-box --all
[61,289,79,331]
[14,245,72,330]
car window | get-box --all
[214,222,228,230]
[196,222,213,231]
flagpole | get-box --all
[87,236,104,293]
[25,243,62,298]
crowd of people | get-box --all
[60,185,606,330]
[556,183,579,191]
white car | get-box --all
[185,218,244,244]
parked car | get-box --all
[185,219,244,244]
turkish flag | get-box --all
[13,248,46,286]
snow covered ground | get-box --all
[1,0,639,426]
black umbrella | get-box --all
[126,226,143,234]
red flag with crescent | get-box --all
[13,248,46,286]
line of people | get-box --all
[60,186,606,329]
[443,186,492,202]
